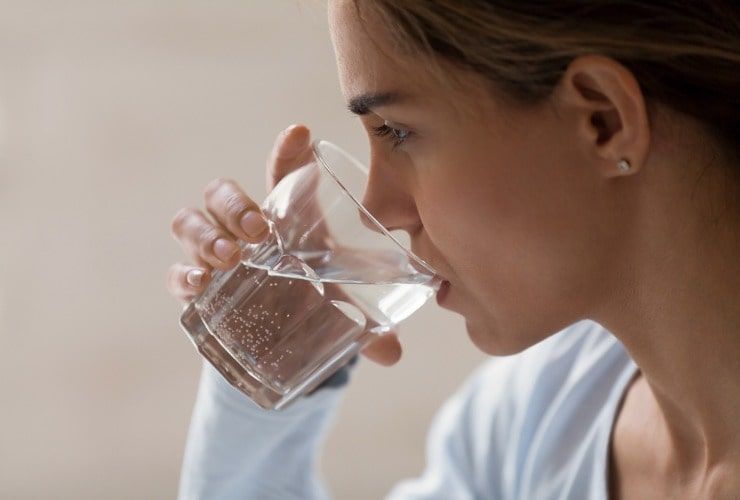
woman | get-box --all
[168,1,740,498]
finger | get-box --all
[166,262,212,303]
[360,331,403,366]
[266,123,315,191]
[170,207,241,270]
[203,177,270,243]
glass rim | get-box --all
[311,138,442,283]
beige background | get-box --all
[0,2,487,498]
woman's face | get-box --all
[329,2,626,355]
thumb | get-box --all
[360,330,403,366]
[266,124,314,192]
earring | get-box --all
[617,159,631,173]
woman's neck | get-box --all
[599,156,740,483]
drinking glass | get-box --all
[179,140,443,410]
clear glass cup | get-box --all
[179,140,443,410]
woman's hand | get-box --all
[167,124,402,366]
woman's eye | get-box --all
[371,121,411,150]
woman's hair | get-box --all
[352,1,740,166]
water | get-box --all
[180,217,438,409]
[190,252,436,398]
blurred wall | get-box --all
[0,2,487,498]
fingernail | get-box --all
[240,211,268,239]
[186,269,204,287]
[214,238,239,262]
[284,124,300,135]
[282,125,308,155]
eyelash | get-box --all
[371,123,411,150]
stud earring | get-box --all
[617,159,631,173]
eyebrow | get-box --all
[346,91,409,115]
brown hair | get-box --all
[352,1,740,166]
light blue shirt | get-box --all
[178,320,637,499]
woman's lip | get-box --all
[436,280,451,305]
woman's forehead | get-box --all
[329,1,424,98]
[328,1,493,120]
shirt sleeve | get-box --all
[177,360,346,500]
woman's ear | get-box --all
[554,54,650,178]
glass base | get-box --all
[179,302,366,410]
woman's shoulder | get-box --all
[448,320,637,497]
[461,319,632,414]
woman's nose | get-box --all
[359,156,420,234]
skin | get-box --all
[169,1,740,498]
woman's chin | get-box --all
[464,317,539,356]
